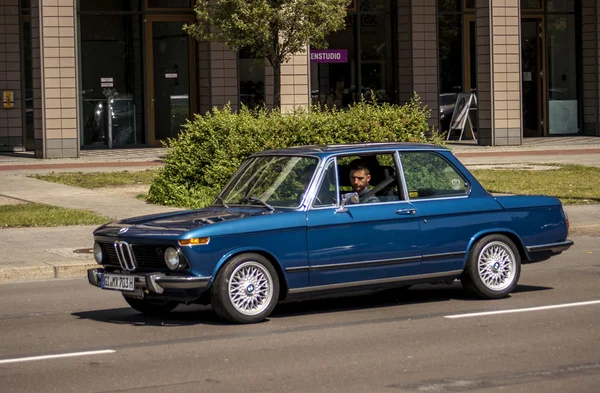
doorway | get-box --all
[145,15,196,146]
[521,17,545,137]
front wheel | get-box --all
[211,253,279,324]
[123,296,179,316]
[460,234,521,299]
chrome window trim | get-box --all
[304,157,337,210]
[394,150,410,201]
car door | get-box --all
[399,151,502,273]
[305,153,422,288]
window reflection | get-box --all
[79,15,145,146]
[239,49,265,109]
[309,0,393,110]
[547,14,578,134]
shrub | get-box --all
[147,94,446,208]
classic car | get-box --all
[88,143,573,323]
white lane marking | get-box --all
[445,300,600,319]
[0,350,115,365]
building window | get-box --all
[309,0,394,109]
[239,49,265,109]
[79,14,145,147]
[147,0,192,8]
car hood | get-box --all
[94,206,276,237]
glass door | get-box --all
[146,16,196,145]
[521,18,544,137]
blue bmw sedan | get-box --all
[88,143,573,323]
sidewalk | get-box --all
[0,138,599,284]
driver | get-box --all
[348,159,379,204]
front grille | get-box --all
[99,242,168,271]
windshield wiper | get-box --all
[240,196,274,211]
[214,196,229,209]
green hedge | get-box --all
[147,95,446,208]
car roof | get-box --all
[251,142,449,157]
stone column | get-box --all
[476,0,522,146]
[396,0,412,105]
[31,0,78,158]
[208,42,238,111]
[0,0,23,152]
[280,51,310,113]
[581,0,599,136]
[398,0,439,130]
[197,41,211,115]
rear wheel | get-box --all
[460,234,521,299]
[123,296,179,316]
[211,253,279,324]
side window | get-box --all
[401,152,469,199]
[336,153,402,203]
[313,161,338,207]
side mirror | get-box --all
[335,192,359,213]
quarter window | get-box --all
[313,161,339,207]
[401,152,468,199]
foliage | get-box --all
[184,0,349,107]
[0,203,110,228]
[147,95,445,208]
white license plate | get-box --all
[101,273,135,292]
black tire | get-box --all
[211,253,280,324]
[123,296,179,316]
[460,234,521,299]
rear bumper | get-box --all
[526,240,574,254]
[88,268,211,301]
[525,240,574,263]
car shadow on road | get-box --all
[72,283,553,326]
[271,282,553,319]
[72,304,229,327]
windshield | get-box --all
[218,155,319,208]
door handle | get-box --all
[395,208,416,215]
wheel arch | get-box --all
[465,229,528,266]
[211,247,289,300]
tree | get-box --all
[184,0,350,109]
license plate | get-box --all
[101,273,135,292]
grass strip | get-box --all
[0,203,110,228]
[471,164,600,205]
[31,169,158,189]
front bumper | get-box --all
[88,268,211,301]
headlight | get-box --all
[164,247,180,270]
[93,242,103,264]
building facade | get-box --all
[0,0,597,158]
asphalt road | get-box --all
[1,235,599,393]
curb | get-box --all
[1,225,598,285]
[0,262,97,284]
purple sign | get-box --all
[310,49,348,63]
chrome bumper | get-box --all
[526,239,574,254]
[87,268,210,295]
